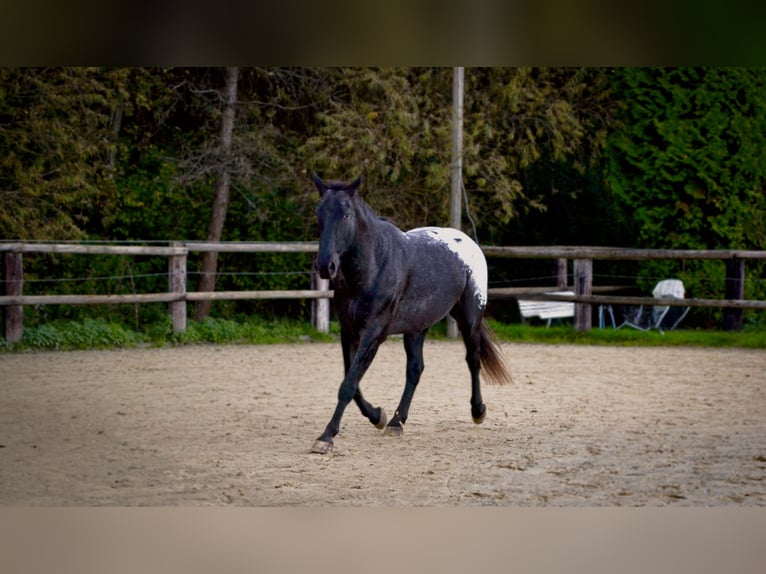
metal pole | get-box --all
[450,66,464,231]
[447,66,464,338]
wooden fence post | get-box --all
[311,271,330,334]
[554,258,568,288]
[168,243,187,334]
[723,258,745,331]
[574,259,593,332]
[4,249,24,343]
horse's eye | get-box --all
[343,212,351,220]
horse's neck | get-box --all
[342,217,402,290]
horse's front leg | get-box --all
[354,388,388,430]
[342,327,387,431]
[311,332,386,454]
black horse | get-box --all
[311,173,511,454]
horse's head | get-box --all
[313,173,363,280]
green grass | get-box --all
[174,316,334,346]
[12,318,142,351]
[1,316,333,352]
[487,320,766,349]
[1,316,764,352]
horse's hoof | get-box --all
[382,424,403,437]
[374,407,388,429]
[472,404,487,424]
[311,439,334,454]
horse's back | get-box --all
[406,227,487,306]
[385,227,486,335]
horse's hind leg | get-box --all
[383,330,428,436]
[451,301,486,424]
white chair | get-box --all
[614,279,689,333]
[517,291,575,327]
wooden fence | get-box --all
[482,246,766,332]
[2,241,766,343]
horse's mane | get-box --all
[354,193,399,229]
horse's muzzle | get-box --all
[316,256,339,280]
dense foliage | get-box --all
[608,68,766,251]
[606,68,766,320]
[1,67,765,329]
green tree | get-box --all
[300,67,453,229]
[462,67,613,238]
[300,67,613,239]
[606,67,766,323]
[607,67,766,251]
[0,67,130,239]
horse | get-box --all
[310,173,512,454]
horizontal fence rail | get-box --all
[482,245,766,261]
[504,292,766,310]
[2,241,765,342]
[0,290,337,306]
[185,241,319,253]
[0,243,187,256]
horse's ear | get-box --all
[312,172,326,197]
[346,176,362,197]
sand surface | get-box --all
[1,341,764,506]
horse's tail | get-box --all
[479,320,513,385]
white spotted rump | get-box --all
[407,227,488,307]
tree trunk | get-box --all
[194,66,239,321]
[108,105,123,170]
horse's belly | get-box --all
[387,277,463,335]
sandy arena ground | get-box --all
[1,341,764,506]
